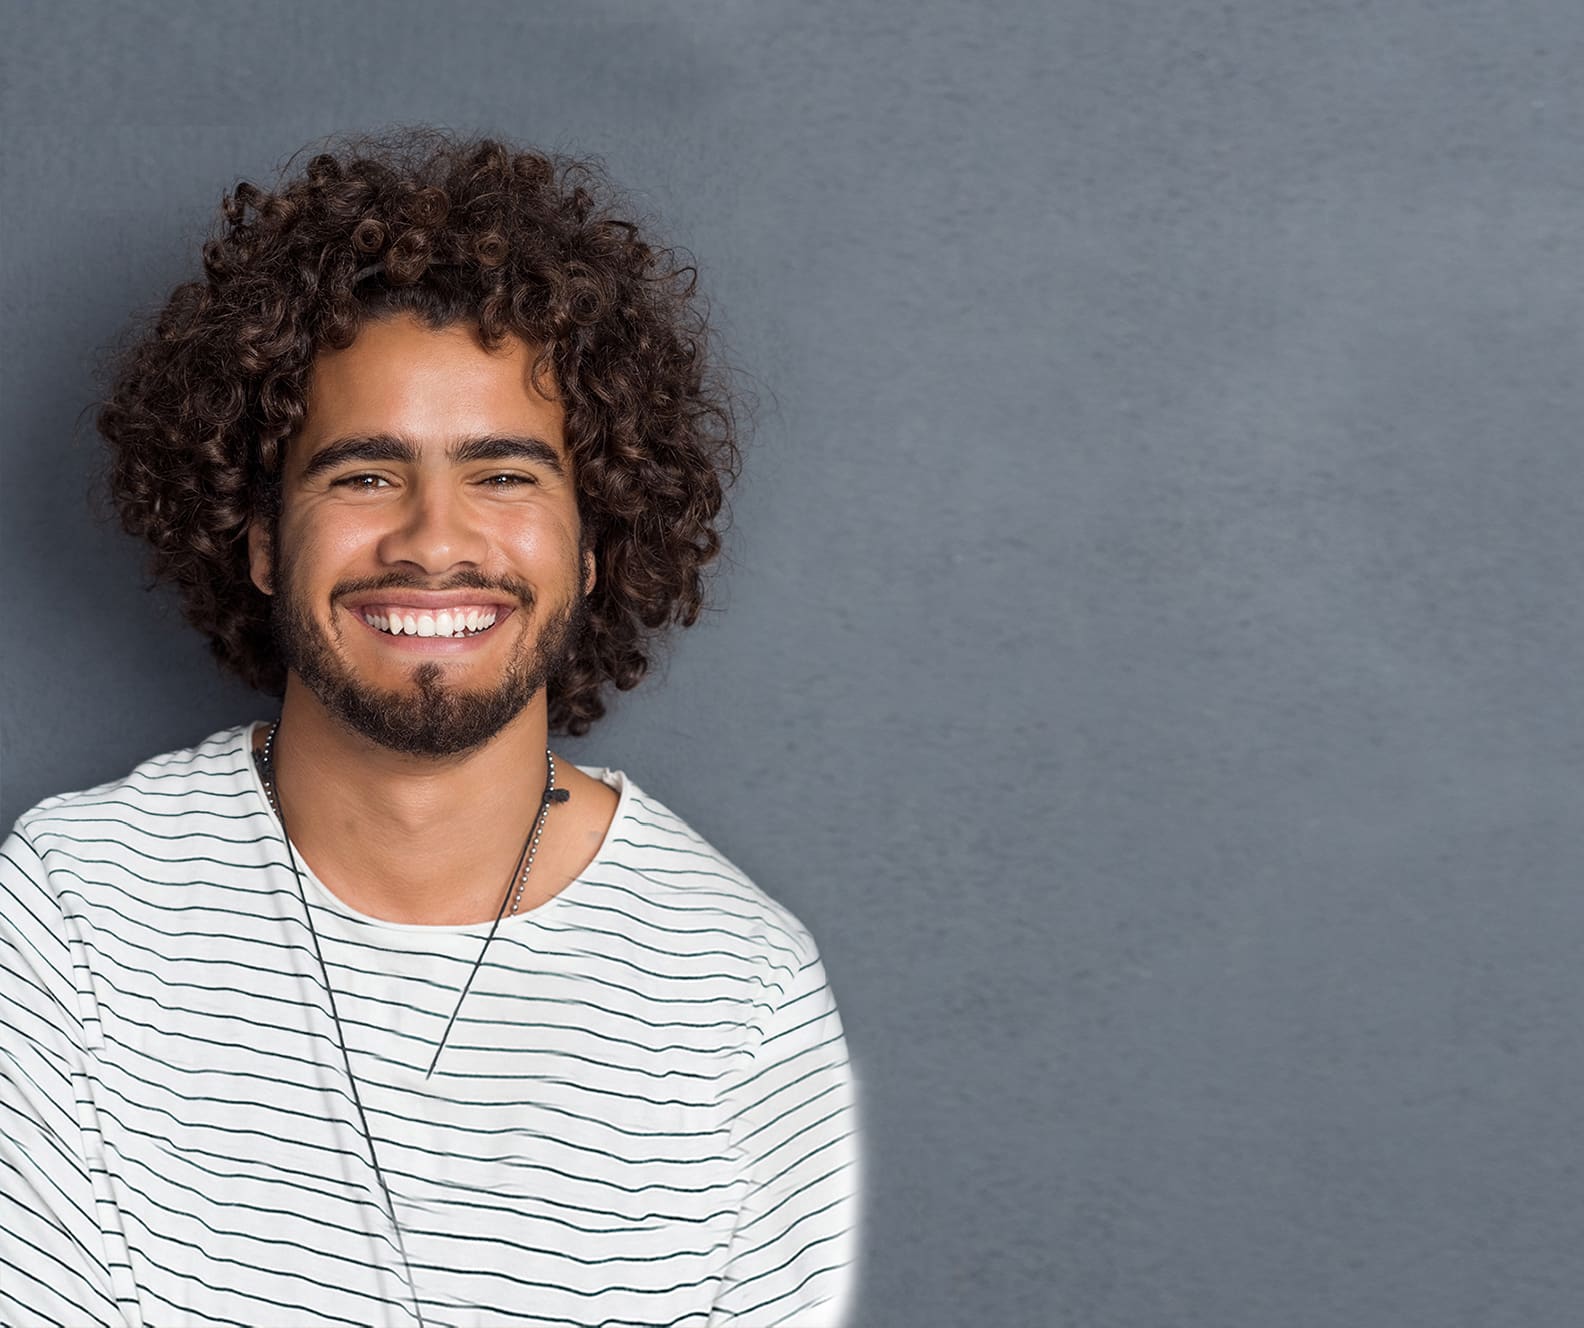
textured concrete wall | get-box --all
[5,3,1584,1324]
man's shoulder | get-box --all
[7,723,262,856]
[596,772,822,967]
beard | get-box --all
[268,548,589,759]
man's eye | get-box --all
[480,473,534,487]
[334,474,390,490]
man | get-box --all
[0,133,859,1327]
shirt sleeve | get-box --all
[0,826,127,1327]
[709,942,862,1327]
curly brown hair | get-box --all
[98,128,740,736]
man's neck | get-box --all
[261,678,580,925]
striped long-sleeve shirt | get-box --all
[0,724,859,1327]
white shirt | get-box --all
[0,725,860,1327]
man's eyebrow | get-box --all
[300,434,417,480]
[299,433,566,480]
[450,434,566,477]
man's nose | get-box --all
[374,481,488,574]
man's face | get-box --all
[248,314,594,758]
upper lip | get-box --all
[340,590,519,612]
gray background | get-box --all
[3,1,1583,1325]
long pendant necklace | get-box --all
[254,719,567,1326]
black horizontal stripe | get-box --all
[373,1077,725,1147]
[392,1178,734,1231]
[93,1105,353,1207]
[44,859,324,926]
[396,1217,731,1271]
[406,1257,727,1305]
[735,1081,845,1153]
[48,842,304,876]
[98,1161,407,1273]
[68,781,262,803]
[543,894,805,961]
[621,808,709,841]
[115,1219,403,1328]
[735,1132,853,1206]
[491,914,802,975]
[734,1162,853,1238]
[29,817,282,847]
[731,1029,848,1106]
[140,747,249,772]
[483,930,789,994]
[718,1232,852,1315]
[0,1051,81,1145]
[418,1043,733,1086]
[728,1210,850,1302]
[0,1007,73,1071]
[88,1076,376,1167]
[0,853,81,1000]
[608,835,738,862]
[0,1238,117,1320]
[362,1129,744,1198]
[0,1152,101,1257]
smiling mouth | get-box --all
[357,606,508,639]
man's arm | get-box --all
[0,827,127,1327]
[710,944,862,1327]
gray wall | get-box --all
[4,2,1583,1324]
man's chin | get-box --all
[277,642,533,756]
[323,689,536,758]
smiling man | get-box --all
[0,134,859,1327]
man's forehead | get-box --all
[294,315,564,452]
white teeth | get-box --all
[361,607,500,637]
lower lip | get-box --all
[349,608,515,654]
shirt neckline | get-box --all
[238,721,629,934]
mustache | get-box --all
[328,570,534,603]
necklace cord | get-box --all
[423,772,555,1078]
[258,721,557,1328]
[260,731,426,1328]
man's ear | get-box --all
[582,548,596,597]
[247,519,274,596]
